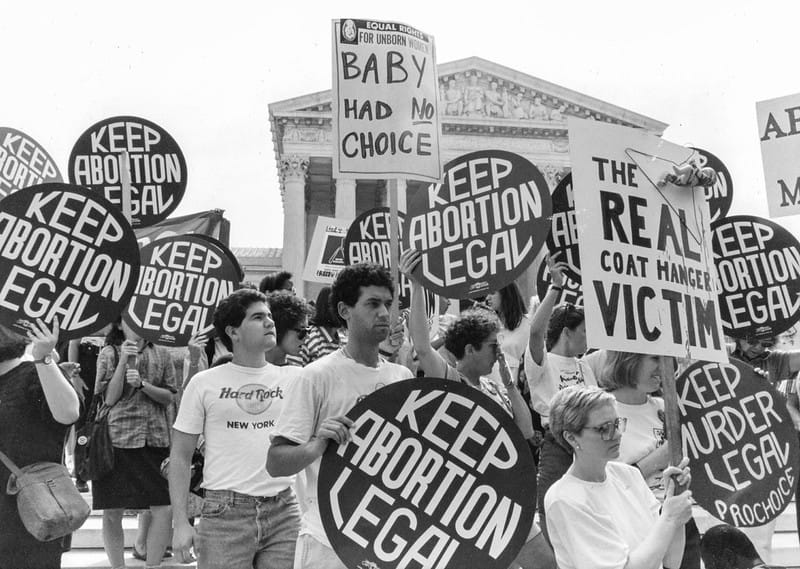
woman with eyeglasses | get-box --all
[264,290,311,367]
[545,385,693,569]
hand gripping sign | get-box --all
[0,183,139,340]
[319,378,536,569]
[677,358,799,527]
[123,234,240,346]
[545,173,581,284]
[0,127,63,199]
[712,215,800,340]
[68,116,187,228]
[404,150,552,299]
[535,254,583,308]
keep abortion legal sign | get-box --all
[319,378,536,569]
[69,116,187,227]
[569,117,726,363]
[123,234,240,346]
[404,150,551,299]
[0,127,62,198]
[0,183,139,340]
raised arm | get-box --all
[28,319,80,425]
[399,248,447,377]
[528,254,568,365]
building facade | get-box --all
[269,57,667,301]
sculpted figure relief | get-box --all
[529,97,549,121]
[442,78,464,116]
[463,75,485,116]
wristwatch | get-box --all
[32,354,53,365]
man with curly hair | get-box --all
[267,263,413,569]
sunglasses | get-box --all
[292,327,310,340]
[583,417,627,441]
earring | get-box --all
[574,443,581,451]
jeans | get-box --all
[196,487,300,569]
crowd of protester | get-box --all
[2,257,800,569]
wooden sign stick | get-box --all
[388,179,401,324]
[118,150,133,223]
[659,355,686,493]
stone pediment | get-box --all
[269,56,667,146]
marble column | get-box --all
[335,178,356,220]
[280,154,309,298]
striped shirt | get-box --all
[300,325,346,366]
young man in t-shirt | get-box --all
[525,255,597,543]
[170,289,301,569]
[267,263,413,569]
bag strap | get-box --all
[0,449,23,478]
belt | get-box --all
[202,486,292,504]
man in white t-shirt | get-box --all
[267,263,413,569]
[170,289,301,569]
[526,256,597,543]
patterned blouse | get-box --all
[95,344,177,448]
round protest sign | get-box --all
[123,234,240,346]
[68,116,187,228]
[404,150,552,299]
[319,377,536,569]
[712,215,800,339]
[535,254,583,308]
[690,147,733,223]
[545,174,581,283]
[344,207,417,309]
[677,358,799,527]
[0,183,139,341]
[0,127,63,199]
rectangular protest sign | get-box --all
[568,117,727,363]
[331,19,442,182]
[756,92,800,218]
[303,216,349,284]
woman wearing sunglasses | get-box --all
[265,290,311,367]
[545,385,693,569]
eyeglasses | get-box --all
[293,327,310,340]
[583,417,627,441]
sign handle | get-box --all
[660,355,686,492]
[118,150,133,223]
[388,179,401,323]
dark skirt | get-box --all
[92,446,170,510]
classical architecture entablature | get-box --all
[268,56,668,198]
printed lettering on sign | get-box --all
[677,359,799,526]
[756,92,800,218]
[303,216,350,284]
[319,378,536,569]
[123,234,240,346]
[0,127,63,198]
[0,183,139,340]
[404,150,551,299]
[569,118,726,363]
[545,173,581,283]
[332,19,442,182]
[712,215,800,340]
[68,116,187,228]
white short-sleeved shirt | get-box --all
[614,396,666,498]
[271,350,413,546]
[524,350,597,425]
[174,362,299,497]
[545,462,662,569]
